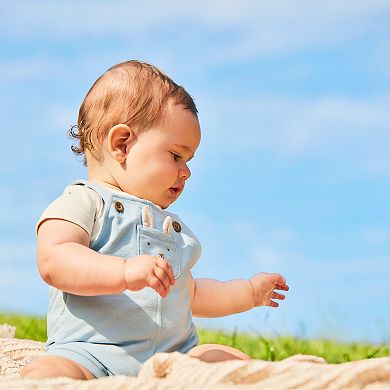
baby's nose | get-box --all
[181,164,191,180]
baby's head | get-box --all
[70,60,201,209]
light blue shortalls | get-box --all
[45,180,202,377]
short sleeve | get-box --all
[36,184,104,240]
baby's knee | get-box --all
[21,355,94,380]
[21,357,47,377]
[188,343,251,362]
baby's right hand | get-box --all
[124,255,175,298]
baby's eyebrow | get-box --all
[174,143,191,151]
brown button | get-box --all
[114,201,124,213]
[172,221,181,233]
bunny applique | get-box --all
[138,205,181,279]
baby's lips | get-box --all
[172,181,185,192]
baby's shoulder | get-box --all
[36,182,104,237]
[63,182,103,206]
[62,182,105,221]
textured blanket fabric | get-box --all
[1,335,389,389]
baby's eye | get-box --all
[171,152,181,161]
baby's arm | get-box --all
[189,272,288,317]
[37,219,175,296]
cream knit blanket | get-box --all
[1,326,389,389]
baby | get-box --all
[22,60,289,380]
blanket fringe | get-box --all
[0,326,389,389]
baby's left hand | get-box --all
[249,272,289,308]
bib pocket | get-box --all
[137,225,181,279]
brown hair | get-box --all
[69,60,198,165]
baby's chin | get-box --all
[148,197,169,210]
[159,199,174,210]
[147,187,184,209]
[158,197,179,210]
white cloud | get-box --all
[252,246,285,267]
[229,222,298,267]
[0,241,35,263]
[226,220,390,290]
[1,1,389,65]
[0,269,47,315]
[0,269,38,287]
[192,215,390,343]
[362,227,390,246]
[199,93,390,175]
[0,58,68,84]
[47,105,79,133]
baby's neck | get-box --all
[87,157,121,191]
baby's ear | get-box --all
[107,124,135,163]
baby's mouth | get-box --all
[169,185,184,196]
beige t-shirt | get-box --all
[37,184,105,242]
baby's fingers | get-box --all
[157,258,175,286]
[272,292,285,301]
[268,300,279,308]
[153,266,172,294]
[149,274,168,298]
[276,283,289,291]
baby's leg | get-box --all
[21,355,95,380]
[188,343,251,362]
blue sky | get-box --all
[1,1,389,344]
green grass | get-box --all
[1,313,388,363]
[197,328,390,363]
[0,313,47,342]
